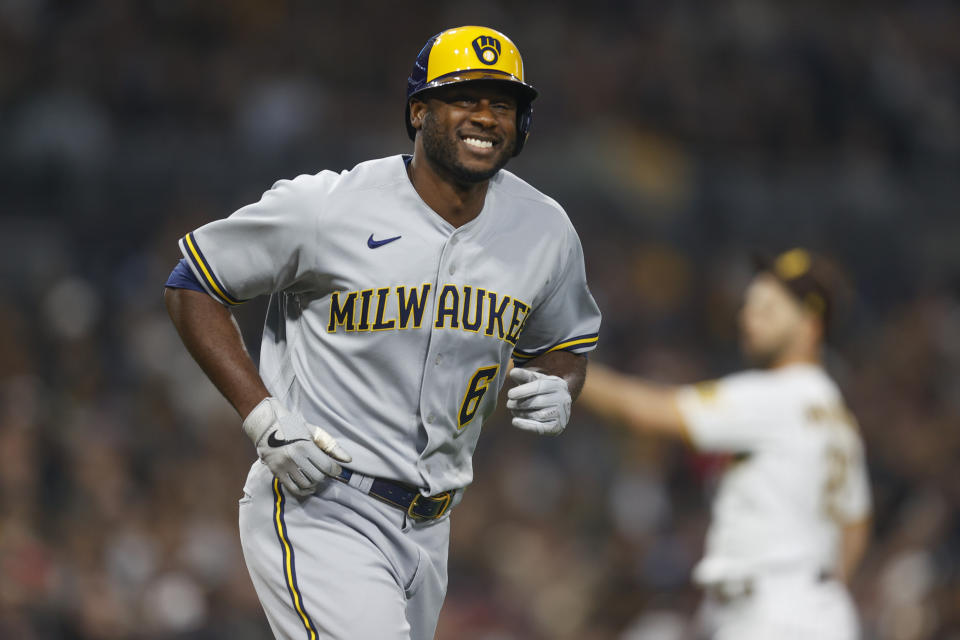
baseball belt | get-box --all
[335,469,453,521]
[706,569,836,603]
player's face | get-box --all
[414,82,519,184]
[738,274,807,367]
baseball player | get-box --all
[163,26,601,640]
[579,249,870,639]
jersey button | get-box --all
[448,264,456,275]
[426,414,435,424]
[435,354,444,365]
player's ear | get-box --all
[799,309,825,348]
[811,313,827,345]
[409,99,427,132]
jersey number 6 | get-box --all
[458,365,500,429]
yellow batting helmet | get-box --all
[405,26,538,156]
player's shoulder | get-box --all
[491,169,574,228]
[271,155,406,198]
[329,155,409,197]
[774,364,842,401]
[269,168,338,194]
[326,155,408,194]
[706,368,775,401]
[708,367,811,406]
[721,365,843,413]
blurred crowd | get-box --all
[1,1,958,639]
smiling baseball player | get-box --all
[164,26,600,640]
[580,249,871,639]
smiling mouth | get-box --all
[461,136,497,151]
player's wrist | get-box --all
[242,396,279,444]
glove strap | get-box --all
[242,397,277,444]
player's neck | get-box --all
[769,343,821,370]
[407,155,490,228]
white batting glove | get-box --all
[506,368,572,436]
[242,397,352,497]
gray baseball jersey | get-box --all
[180,154,601,495]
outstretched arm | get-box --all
[578,362,691,441]
[164,287,270,418]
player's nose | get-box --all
[467,100,498,127]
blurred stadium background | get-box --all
[1,1,958,638]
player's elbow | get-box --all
[839,516,871,582]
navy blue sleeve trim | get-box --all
[165,258,207,293]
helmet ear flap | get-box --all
[514,102,533,156]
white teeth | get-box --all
[463,137,493,149]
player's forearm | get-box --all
[523,350,587,399]
[579,363,687,438]
[579,363,644,426]
[164,287,270,419]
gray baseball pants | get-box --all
[238,461,450,640]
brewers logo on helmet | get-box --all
[406,26,538,156]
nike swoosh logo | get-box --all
[367,233,402,249]
[267,432,309,448]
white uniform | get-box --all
[178,155,601,639]
[675,363,870,640]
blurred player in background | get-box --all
[579,248,870,639]
[164,26,600,640]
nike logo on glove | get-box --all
[267,431,309,448]
[367,233,401,249]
